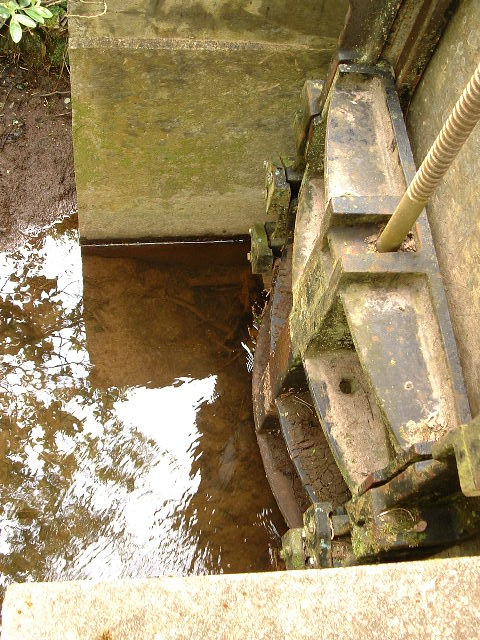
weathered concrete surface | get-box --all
[3,556,480,639]
[68,0,347,242]
[408,0,480,414]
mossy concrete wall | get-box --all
[68,0,347,242]
[408,0,480,415]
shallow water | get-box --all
[0,215,285,597]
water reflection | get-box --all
[0,215,284,596]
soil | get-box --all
[0,60,75,251]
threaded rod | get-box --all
[377,60,480,253]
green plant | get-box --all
[0,0,53,43]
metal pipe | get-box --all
[377,60,480,252]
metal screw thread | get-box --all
[408,60,480,204]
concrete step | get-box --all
[2,556,479,639]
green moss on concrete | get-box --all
[70,41,335,239]
[68,0,349,240]
[68,0,349,45]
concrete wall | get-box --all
[3,557,480,639]
[408,0,480,415]
[69,0,348,242]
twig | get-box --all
[36,91,70,97]
[378,507,415,523]
[292,395,315,415]
[168,294,232,336]
[216,350,243,372]
[1,84,14,105]
[60,46,69,78]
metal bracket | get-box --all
[248,223,273,275]
[347,458,480,560]
[250,158,305,273]
[280,502,333,570]
[265,161,291,227]
[280,503,355,570]
[293,80,324,158]
[304,502,333,568]
[433,416,480,497]
[280,527,305,570]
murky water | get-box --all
[0,215,285,598]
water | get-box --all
[0,215,285,598]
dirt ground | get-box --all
[0,60,75,251]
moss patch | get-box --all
[0,3,68,68]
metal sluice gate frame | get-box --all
[249,0,480,569]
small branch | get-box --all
[36,91,70,97]
[1,84,14,105]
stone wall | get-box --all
[408,0,480,414]
[69,0,347,242]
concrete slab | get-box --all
[3,556,480,639]
[68,0,348,242]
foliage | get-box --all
[0,0,53,43]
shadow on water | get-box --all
[0,214,286,598]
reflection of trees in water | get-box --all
[0,218,156,592]
[0,217,284,597]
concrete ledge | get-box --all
[3,556,480,639]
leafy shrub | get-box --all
[0,1,53,43]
